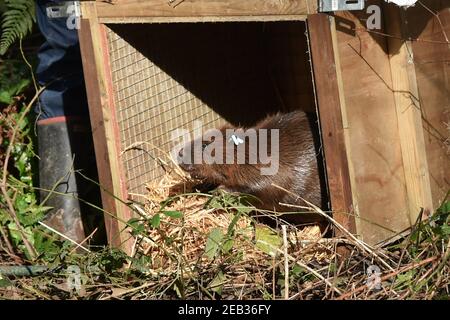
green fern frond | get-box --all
[0,0,35,55]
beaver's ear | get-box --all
[218,122,233,130]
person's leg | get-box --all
[35,0,105,245]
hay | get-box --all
[0,167,448,300]
[137,171,324,281]
[118,166,338,298]
[113,168,448,300]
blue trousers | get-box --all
[35,0,88,120]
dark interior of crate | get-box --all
[105,21,324,201]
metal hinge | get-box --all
[319,0,365,12]
[46,1,81,19]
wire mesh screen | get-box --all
[104,21,314,200]
[106,26,224,198]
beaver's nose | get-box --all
[178,148,184,158]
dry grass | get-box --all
[0,169,448,300]
[125,171,327,299]
[106,170,449,300]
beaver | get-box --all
[176,110,328,225]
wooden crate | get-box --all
[78,0,449,252]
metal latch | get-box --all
[46,1,81,19]
[319,0,365,12]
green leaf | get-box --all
[292,264,306,277]
[98,248,128,272]
[222,238,234,254]
[0,77,30,104]
[438,200,450,214]
[127,218,141,228]
[18,204,46,227]
[0,91,13,104]
[34,229,59,259]
[15,194,29,213]
[328,262,337,273]
[7,223,22,244]
[439,224,450,236]
[395,270,416,287]
[0,0,36,55]
[127,218,145,236]
[204,228,224,260]
[131,255,152,273]
[255,226,282,256]
[0,277,12,288]
[173,279,184,299]
[162,210,183,219]
[206,196,225,209]
[150,214,161,228]
[208,271,226,295]
[226,212,241,236]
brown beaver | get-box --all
[177,110,328,225]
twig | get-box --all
[238,273,248,300]
[19,39,38,95]
[121,140,188,180]
[68,228,98,255]
[418,1,450,47]
[272,254,276,299]
[132,203,148,217]
[387,209,424,292]
[38,221,90,253]
[126,236,139,269]
[258,239,342,295]
[18,281,52,300]
[273,184,395,271]
[39,157,78,209]
[1,87,45,259]
[360,28,450,45]
[282,225,289,300]
[419,239,450,293]
[336,255,438,300]
[0,225,15,258]
[0,41,42,259]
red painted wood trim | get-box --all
[37,116,84,125]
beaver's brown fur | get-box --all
[177,110,328,225]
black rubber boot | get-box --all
[37,117,105,245]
